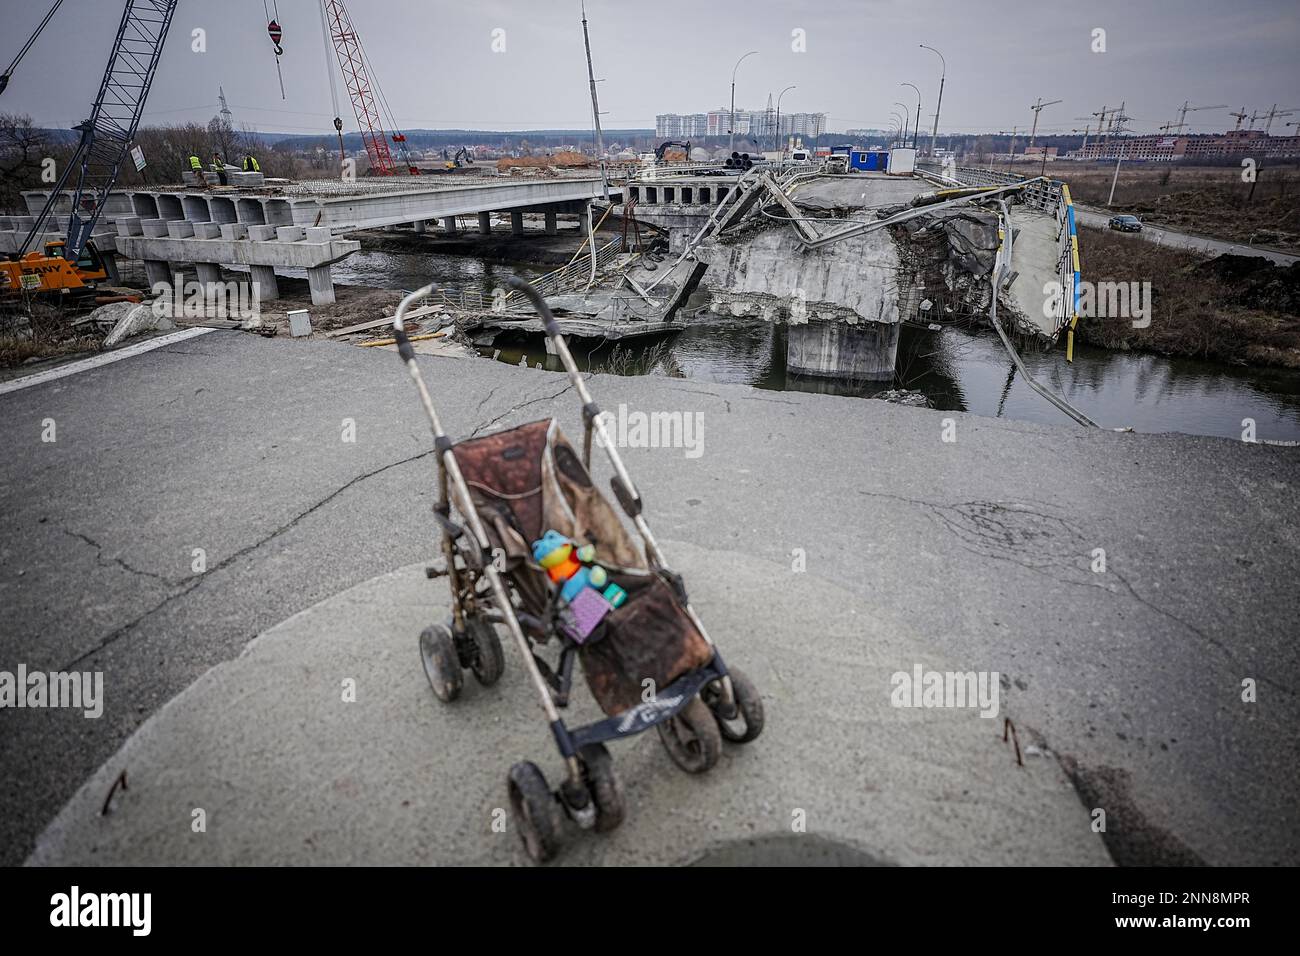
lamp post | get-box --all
[776,84,796,158]
[919,44,945,157]
[890,112,906,148]
[901,82,922,149]
[894,102,911,148]
[729,50,758,157]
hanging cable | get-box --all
[263,0,285,100]
[316,0,345,163]
[1,0,66,95]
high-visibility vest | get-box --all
[188,155,202,171]
[243,155,261,172]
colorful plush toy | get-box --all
[532,530,609,603]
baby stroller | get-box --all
[391,277,764,863]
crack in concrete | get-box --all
[61,529,179,588]
[62,446,439,671]
[62,382,582,670]
[470,380,574,438]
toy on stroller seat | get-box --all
[391,276,764,863]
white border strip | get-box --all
[0,326,216,397]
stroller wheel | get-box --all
[709,667,765,744]
[656,697,721,774]
[507,761,564,863]
[466,616,505,687]
[579,743,626,833]
[419,624,463,703]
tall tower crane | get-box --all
[1159,101,1227,134]
[322,0,415,176]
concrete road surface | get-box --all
[2,332,1298,865]
[1074,206,1299,265]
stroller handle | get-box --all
[504,275,562,339]
[392,283,438,360]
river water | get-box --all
[332,250,1300,443]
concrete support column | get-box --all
[478,212,492,235]
[143,259,170,288]
[544,211,557,235]
[580,204,593,236]
[413,220,426,234]
[510,210,525,236]
[195,263,222,287]
[100,252,121,285]
[307,264,335,305]
[786,320,900,382]
[250,264,280,301]
[442,217,457,235]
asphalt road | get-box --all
[2,332,1298,865]
[1073,206,1299,265]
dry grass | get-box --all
[1076,224,1300,367]
[0,305,102,368]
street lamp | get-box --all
[901,82,922,150]
[776,84,796,158]
[730,50,758,157]
[919,44,946,157]
[894,102,911,148]
[890,112,906,148]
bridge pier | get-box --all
[143,259,170,288]
[478,212,492,235]
[545,211,557,236]
[250,264,279,300]
[787,320,900,382]
[510,211,524,236]
[307,264,335,306]
[442,217,457,235]
[412,220,426,234]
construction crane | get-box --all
[1228,107,1250,131]
[2,0,178,299]
[1159,101,1227,134]
[1253,104,1297,135]
[1027,97,1062,148]
[322,0,415,176]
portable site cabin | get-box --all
[849,149,889,171]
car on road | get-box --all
[1108,214,1143,232]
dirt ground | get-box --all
[1057,162,1300,251]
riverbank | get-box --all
[1075,224,1300,368]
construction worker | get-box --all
[187,153,209,189]
[210,152,228,185]
[242,154,261,173]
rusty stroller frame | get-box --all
[390,276,763,862]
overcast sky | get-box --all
[2,0,1297,138]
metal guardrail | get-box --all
[434,233,628,312]
[917,160,1081,343]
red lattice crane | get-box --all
[322,0,397,175]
